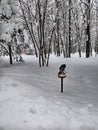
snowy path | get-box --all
[0,55,98,130]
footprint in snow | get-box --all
[29,107,36,114]
[12,83,18,87]
[23,120,28,124]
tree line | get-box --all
[0,0,98,66]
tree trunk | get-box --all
[86,0,91,58]
[69,0,71,57]
[42,0,48,59]
[55,0,60,56]
[86,24,91,58]
[8,44,13,65]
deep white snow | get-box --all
[0,54,98,130]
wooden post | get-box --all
[61,77,63,93]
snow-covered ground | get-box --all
[0,54,98,130]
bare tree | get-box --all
[85,0,91,58]
[68,0,72,57]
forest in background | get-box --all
[0,0,98,66]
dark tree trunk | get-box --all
[86,24,91,58]
[8,44,13,65]
[86,0,91,58]
[55,0,60,56]
[69,0,71,57]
